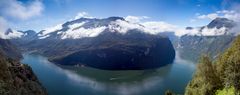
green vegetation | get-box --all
[185,35,240,95]
[216,87,235,95]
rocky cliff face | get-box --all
[0,51,47,95]
[178,35,235,61]
[50,31,175,70]
[0,38,22,60]
[0,38,47,95]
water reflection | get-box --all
[21,52,195,95]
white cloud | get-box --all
[0,17,9,39]
[142,21,177,34]
[125,16,149,23]
[0,17,8,33]
[197,13,218,20]
[195,13,200,16]
[124,15,184,36]
[74,12,94,20]
[190,19,196,23]
[195,10,240,21]
[201,26,227,36]
[0,17,24,39]
[0,0,44,20]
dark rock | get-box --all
[207,18,235,29]
[50,30,176,70]
[0,38,22,60]
[0,51,47,95]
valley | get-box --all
[0,0,240,95]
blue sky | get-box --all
[1,0,240,31]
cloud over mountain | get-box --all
[0,17,8,38]
[196,10,240,21]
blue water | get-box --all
[21,52,196,95]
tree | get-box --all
[185,36,240,95]
[185,55,221,95]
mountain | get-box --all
[18,30,37,40]
[0,38,47,95]
[1,29,38,53]
[206,18,235,29]
[3,29,37,40]
[6,17,239,63]
[183,18,237,36]
[0,50,47,95]
[51,31,175,70]
[0,38,22,60]
[177,18,238,61]
[9,17,176,70]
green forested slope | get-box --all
[185,35,240,95]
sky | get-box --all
[0,0,240,32]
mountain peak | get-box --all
[5,28,13,35]
[106,16,125,21]
[207,17,235,29]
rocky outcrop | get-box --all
[0,51,47,95]
[0,38,22,60]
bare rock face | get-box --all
[0,39,47,95]
[0,38,22,60]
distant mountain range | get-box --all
[2,16,239,65]
[4,17,176,70]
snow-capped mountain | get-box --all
[0,28,37,40]
[184,18,237,36]
[178,18,238,61]
[7,16,239,63]
[8,16,175,70]
[36,17,173,40]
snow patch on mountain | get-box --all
[109,20,144,34]
[61,26,106,39]
[0,29,23,39]
[39,35,50,39]
[68,22,86,29]
[38,24,63,37]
